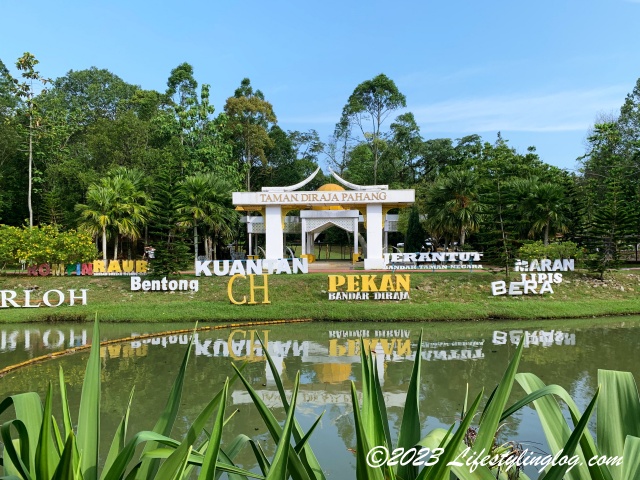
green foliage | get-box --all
[405,206,426,252]
[385,112,424,185]
[0,224,97,268]
[510,178,570,246]
[43,67,138,124]
[343,142,375,185]
[511,370,639,480]
[76,167,153,261]
[341,73,407,185]
[148,170,191,276]
[517,241,583,262]
[8,52,52,227]
[580,122,637,279]
[255,126,324,191]
[176,172,237,262]
[423,169,483,246]
[224,78,277,191]
[4,53,640,290]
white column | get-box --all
[265,205,284,260]
[353,218,358,254]
[375,344,385,387]
[301,219,306,255]
[364,204,384,270]
[265,355,285,386]
[248,231,252,256]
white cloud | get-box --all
[412,85,628,133]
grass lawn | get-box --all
[1,269,640,323]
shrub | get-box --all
[517,240,583,262]
[0,224,97,268]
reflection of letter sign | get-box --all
[227,274,270,305]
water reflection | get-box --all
[1,318,639,479]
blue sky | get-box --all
[2,0,639,172]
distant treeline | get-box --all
[1,54,639,276]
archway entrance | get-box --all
[234,168,414,270]
[301,209,361,261]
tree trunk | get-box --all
[460,228,466,247]
[373,150,378,186]
[213,234,218,260]
[544,222,550,246]
[245,140,252,191]
[28,111,33,228]
[113,235,119,260]
[102,226,108,262]
[496,181,510,279]
[194,222,199,262]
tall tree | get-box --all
[618,77,640,171]
[224,78,276,190]
[510,178,569,245]
[43,67,138,125]
[161,63,236,180]
[261,127,324,189]
[385,112,423,185]
[75,170,152,261]
[325,115,356,176]
[75,182,117,262]
[10,53,51,228]
[341,74,406,185]
[471,135,526,277]
[580,122,636,276]
[177,173,236,262]
[0,59,21,221]
[405,205,426,252]
[32,67,144,225]
[423,169,483,246]
[148,169,191,276]
[107,168,153,260]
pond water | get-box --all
[1,317,639,478]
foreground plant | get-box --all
[349,331,640,480]
[0,318,258,480]
[349,331,508,480]
[504,369,640,480]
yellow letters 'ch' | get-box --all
[227,274,271,305]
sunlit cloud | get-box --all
[412,85,627,133]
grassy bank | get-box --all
[1,270,640,323]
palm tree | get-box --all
[109,174,153,260]
[75,184,117,262]
[511,178,569,245]
[177,173,236,262]
[423,169,483,247]
[76,169,153,262]
[205,192,235,261]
